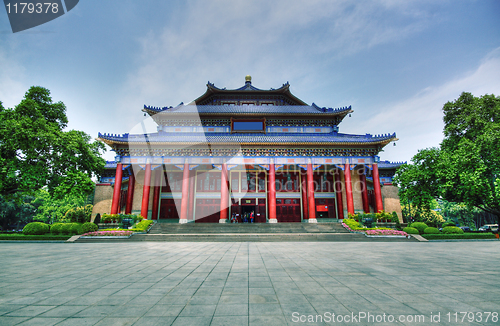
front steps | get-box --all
[149,222,349,234]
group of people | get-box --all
[230,210,254,223]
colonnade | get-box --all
[110,161,384,221]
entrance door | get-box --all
[256,198,266,223]
[195,199,220,223]
[315,198,336,219]
[159,199,180,220]
[230,198,241,223]
[276,198,301,222]
[240,198,256,223]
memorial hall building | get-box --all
[93,76,403,223]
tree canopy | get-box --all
[394,92,500,228]
[0,86,106,200]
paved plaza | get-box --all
[0,242,499,326]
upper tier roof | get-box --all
[192,77,308,105]
[142,103,352,116]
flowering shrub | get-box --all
[82,231,133,237]
[365,229,408,236]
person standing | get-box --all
[250,210,254,223]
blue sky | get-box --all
[1,0,499,163]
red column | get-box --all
[125,170,135,214]
[111,163,123,214]
[188,169,196,221]
[180,162,190,221]
[268,164,277,222]
[301,171,308,220]
[219,164,229,222]
[344,163,355,216]
[334,169,344,219]
[151,168,161,220]
[140,163,152,219]
[360,172,370,213]
[373,163,384,212]
[307,163,316,220]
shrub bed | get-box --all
[23,222,50,235]
[442,226,464,234]
[409,222,428,234]
[402,227,419,234]
[133,219,153,232]
[422,233,496,240]
[365,229,408,236]
[82,231,133,237]
[50,223,65,235]
[81,222,98,233]
[424,227,440,234]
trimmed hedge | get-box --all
[23,222,50,235]
[410,222,428,234]
[0,234,71,240]
[50,223,65,235]
[81,222,98,233]
[442,226,464,234]
[442,221,456,227]
[422,233,496,240]
[424,227,440,234]
[403,227,419,234]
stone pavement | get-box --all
[0,242,499,326]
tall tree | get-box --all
[395,92,500,229]
[393,147,441,221]
[0,86,105,200]
[440,92,500,227]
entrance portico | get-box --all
[107,156,389,223]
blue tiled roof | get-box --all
[143,103,352,115]
[98,131,396,144]
[378,161,406,168]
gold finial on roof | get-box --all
[245,75,251,82]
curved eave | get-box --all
[142,109,353,117]
[97,137,397,148]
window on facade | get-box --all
[231,119,265,133]
[275,172,299,192]
[241,172,256,192]
[164,172,183,192]
[313,172,333,192]
[197,172,221,192]
[258,173,266,192]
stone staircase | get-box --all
[75,222,415,242]
[149,222,348,234]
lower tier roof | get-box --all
[98,131,397,147]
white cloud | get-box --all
[117,0,438,121]
[346,47,500,163]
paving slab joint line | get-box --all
[411,234,428,242]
